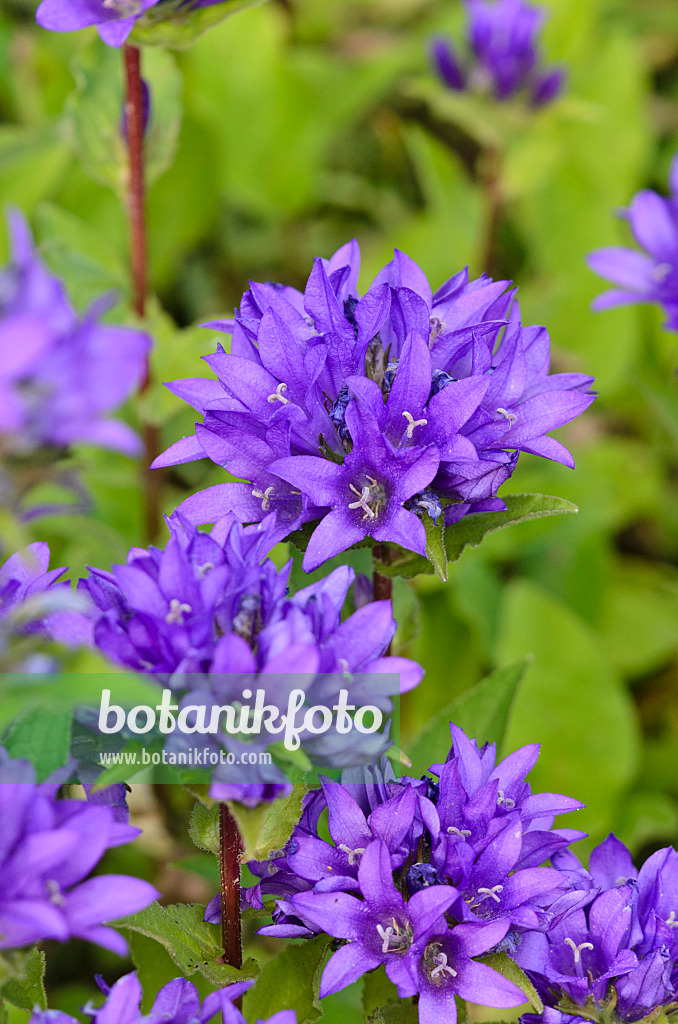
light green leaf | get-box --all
[131,0,268,48]
[407,660,528,777]
[478,952,543,1014]
[423,515,448,582]
[0,949,47,1012]
[242,935,330,1024]
[189,802,221,857]
[362,966,400,1017]
[3,707,72,781]
[116,902,258,987]
[229,785,305,863]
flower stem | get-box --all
[478,143,504,278]
[219,803,243,971]
[122,43,162,543]
[372,544,393,654]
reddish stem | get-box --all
[372,544,393,654]
[219,804,243,970]
[123,43,162,542]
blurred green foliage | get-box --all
[3,0,678,1018]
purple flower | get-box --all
[0,541,90,671]
[588,156,678,330]
[81,513,423,801]
[153,242,594,572]
[0,209,149,457]
[29,972,291,1024]
[431,0,566,108]
[36,0,161,47]
[0,749,158,952]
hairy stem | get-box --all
[478,143,504,278]
[372,543,393,654]
[219,803,243,971]
[123,43,162,542]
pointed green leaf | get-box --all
[4,707,72,781]
[189,802,221,857]
[229,785,306,862]
[130,0,268,49]
[0,949,47,1011]
[423,515,448,581]
[478,952,543,1013]
[406,660,529,777]
[242,935,331,1024]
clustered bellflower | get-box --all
[237,723,586,1024]
[153,241,595,572]
[517,834,678,1024]
[588,155,678,331]
[29,973,296,1024]
[80,512,423,803]
[0,210,149,460]
[0,541,89,671]
[0,749,158,952]
[431,0,565,108]
[35,0,251,47]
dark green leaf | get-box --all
[4,706,72,781]
[189,802,221,856]
[0,949,47,1011]
[423,515,448,581]
[478,952,543,1013]
[362,966,399,1017]
[229,785,306,862]
[368,999,419,1024]
[406,660,529,777]
[243,935,331,1024]
[127,932,184,1013]
[116,902,258,987]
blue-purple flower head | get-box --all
[241,722,586,1024]
[588,156,678,331]
[35,0,256,47]
[431,0,565,109]
[81,512,423,801]
[29,971,295,1024]
[516,834,678,1024]
[0,541,90,671]
[0,209,149,458]
[0,749,158,952]
[154,240,595,572]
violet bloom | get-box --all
[81,512,423,802]
[431,0,565,109]
[0,748,158,952]
[0,209,149,458]
[154,241,594,572]
[517,834,678,1023]
[0,541,90,671]
[36,0,161,47]
[29,973,294,1024]
[588,157,678,330]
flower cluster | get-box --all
[29,972,295,1024]
[0,209,149,461]
[35,0,246,47]
[0,541,88,671]
[517,834,678,1024]
[0,749,158,951]
[588,156,678,331]
[431,0,565,108]
[238,723,586,1024]
[154,242,595,571]
[80,513,423,799]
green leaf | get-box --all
[130,0,268,49]
[423,515,448,582]
[229,785,306,862]
[189,802,221,856]
[368,1000,419,1024]
[362,966,400,1017]
[65,39,182,195]
[127,932,187,1013]
[116,902,258,987]
[3,706,72,781]
[375,495,578,579]
[242,935,331,1024]
[0,949,47,1012]
[478,952,543,1013]
[407,660,528,777]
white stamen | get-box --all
[402,410,428,439]
[376,924,395,954]
[447,826,471,838]
[429,317,446,343]
[46,879,65,906]
[496,407,517,425]
[348,484,377,520]
[166,598,192,625]
[252,486,275,511]
[197,561,214,578]
[338,843,366,866]
[666,911,678,929]
[563,937,594,963]
[267,382,289,404]
[476,885,503,904]
[431,952,457,980]
[654,262,672,283]
[497,790,515,810]
[103,0,141,13]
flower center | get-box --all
[496,407,517,425]
[102,0,142,13]
[166,599,192,625]
[470,884,503,907]
[666,911,678,929]
[424,943,458,984]
[197,561,214,578]
[338,844,366,866]
[402,410,428,439]
[429,317,445,343]
[563,937,594,964]
[252,486,275,511]
[348,476,385,521]
[497,789,515,810]
[267,382,289,405]
[431,951,457,980]
[447,826,471,839]
[376,919,412,954]
[46,880,65,906]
